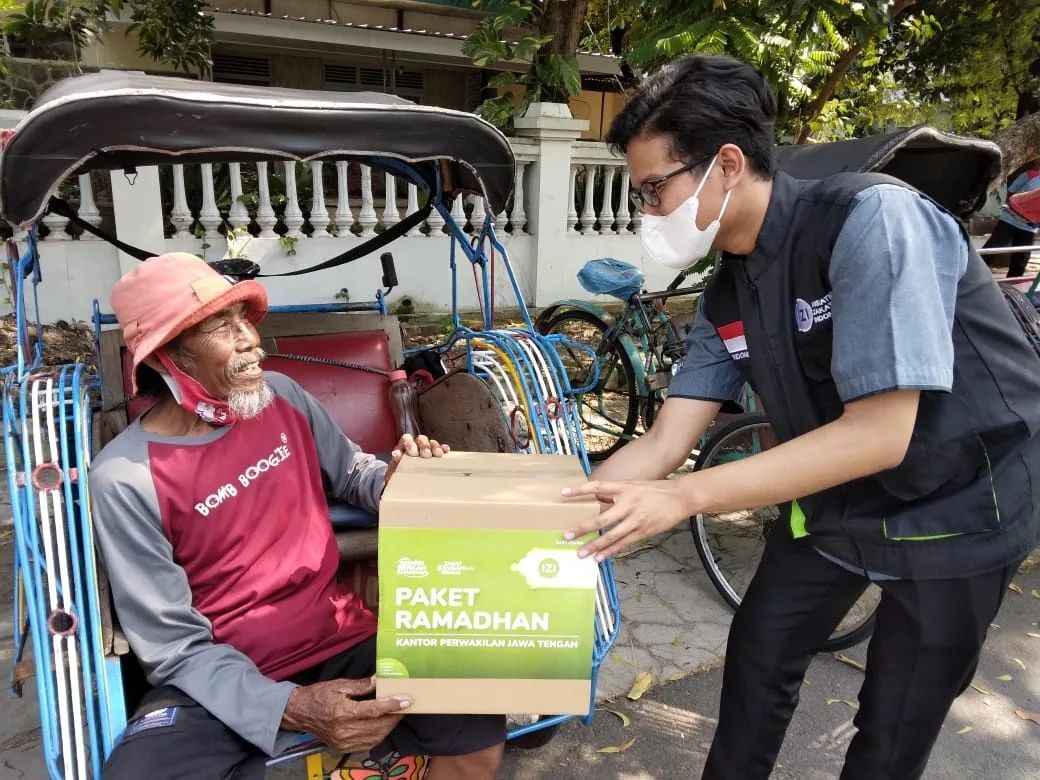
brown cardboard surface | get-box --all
[380,452,598,530]
[377,678,592,716]
[377,451,598,715]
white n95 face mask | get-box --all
[640,155,732,270]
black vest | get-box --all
[702,171,1040,579]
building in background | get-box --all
[65,1,625,140]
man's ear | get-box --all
[717,143,747,191]
[141,352,166,373]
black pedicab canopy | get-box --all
[0,71,516,227]
[776,125,1003,220]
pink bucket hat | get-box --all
[110,253,268,394]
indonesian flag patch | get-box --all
[717,321,749,361]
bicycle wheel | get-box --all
[541,310,639,460]
[688,415,878,651]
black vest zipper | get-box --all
[742,265,793,428]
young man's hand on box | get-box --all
[281,677,411,754]
[385,434,450,485]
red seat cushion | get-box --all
[264,332,397,455]
[120,330,397,455]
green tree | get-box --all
[123,0,214,78]
[0,0,214,77]
[882,1,1039,136]
[463,0,591,131]
[608,0,926,141]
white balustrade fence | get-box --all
[8,172,105,243]
[155,158,533,243]
[4,144,619,247]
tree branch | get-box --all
[794,0,918,144]
[992,110,1040,179]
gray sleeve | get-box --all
[668,298,746,403]
[265,372,387,514]
[89,444,296,756]
[829,184,968,402]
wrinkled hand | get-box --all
[281,677,409,754]
[384,434,450,484]
[561,479,693,562]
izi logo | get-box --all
[794,293,832,333]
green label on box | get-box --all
[377,528,597,681]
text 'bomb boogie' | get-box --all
[194,439,293,516]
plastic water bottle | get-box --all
[388,370,422,438]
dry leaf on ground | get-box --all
[668,672,688,682]
[1015,709,1040,726]
[616,543,656,560]
[1008,582,1023,594]
[957,726,973,734]
[970,683,995,696]
[997,674,1013,682]
[1017,551,1039,574]
[833,652,867,672]
[597,708,631,728]
[1013,658,1027,670]
[597,737,637,754]
[627,671,653,701]
[826,698,860,711]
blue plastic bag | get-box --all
[577,258,645,302]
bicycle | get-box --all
[690,414,879,651]
[538,259,878,651]
[534,261,703,460]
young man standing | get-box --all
[563,55,1040,779]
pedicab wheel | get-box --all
[539,310,639,461]
[688,415,879,652]
[507,720,561,750]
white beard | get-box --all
[227,381,274,420]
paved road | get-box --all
[500,563,1040,779]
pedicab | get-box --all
[0,71,620,779]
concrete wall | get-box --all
[80,30,182,74]
[17,227,669,325]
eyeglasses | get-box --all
[630,155,712,210]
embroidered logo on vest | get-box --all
[794,293,832,333]
[718,321,749,361]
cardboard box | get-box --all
[376,451,599,715]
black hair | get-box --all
[606,54,778,178]
[134,363,171,400]
[132,335,192,400]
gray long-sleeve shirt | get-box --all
[90,372,386,755]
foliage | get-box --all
[1,0,118,59]
[0,0,214,77]
[594,1,929,141]
[880,0,1040,137]
[123,0,214,78]
[463,0,586,132]
[588,0,1038,146]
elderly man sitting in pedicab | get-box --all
[90,253,504,779]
